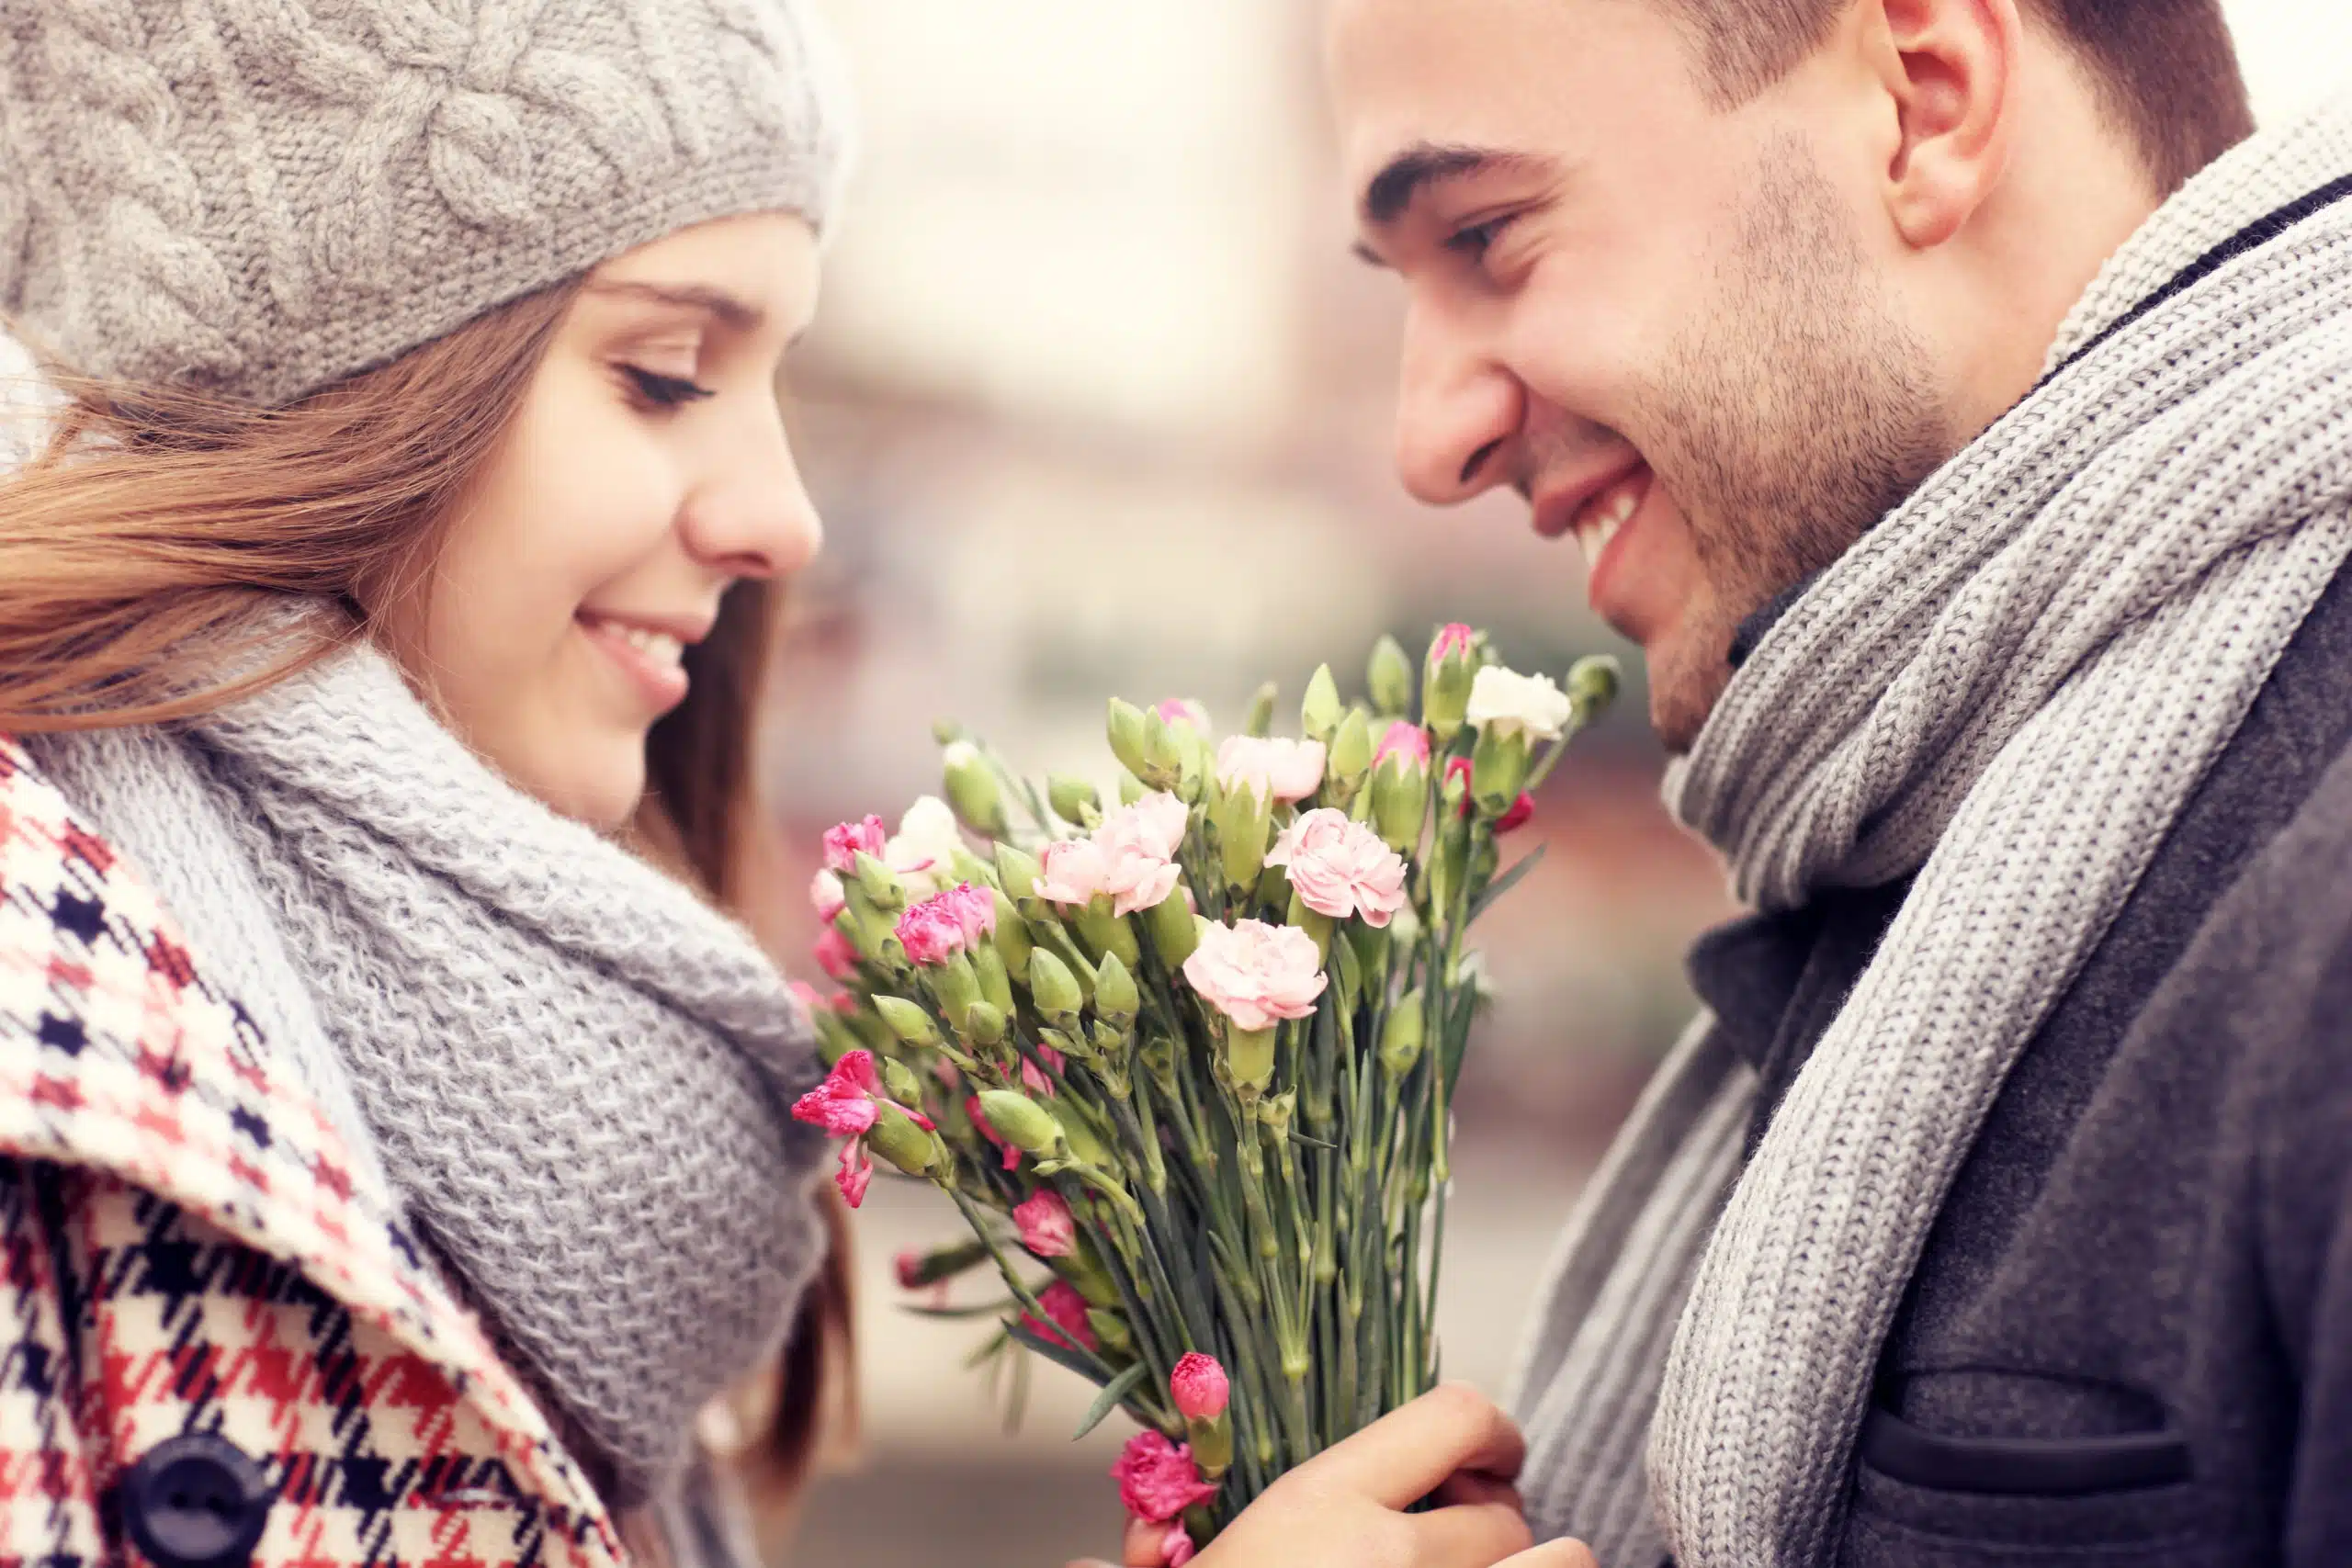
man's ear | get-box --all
[1859,0,2021,248]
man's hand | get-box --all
[1061,1384,1600,1568]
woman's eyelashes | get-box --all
[622,364,718,410]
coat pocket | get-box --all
[1839,1404,2248,1568]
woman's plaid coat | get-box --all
[0,734,628,1568]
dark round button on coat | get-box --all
[119,1433,277,1568]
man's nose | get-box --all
[1394,303,1522,506]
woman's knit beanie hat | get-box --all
[0,0,854,407]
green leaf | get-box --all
[1466,844,1547,926]
[1070,1362,1151,1441]
[900,1299,1019,1320]
[1008,1319,1110,1383]
[1288,1129,1340,1152]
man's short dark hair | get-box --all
[1668,0,2254,196]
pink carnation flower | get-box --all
[1112,1431,1220,1525]
[822,816,888,875]
[1025,1280,1098,1353]
[1265,808,1409,928]
[896,884,995,967]
[1154,698,1210,731]
[1182,919,1327,1032]
[1374,720,1431,771]
[1444,757,1535,834]
[1215,736,1326,806]
[1094,793,1188,917]
[790,1050,935,1208]
[1170,1352,1229,1420]
[813,925,861,981]
[1013,1190,1077,1258]
[1430,622,1477,664]
[1035,837,1110,907]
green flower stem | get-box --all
[946,1185,1121,1384]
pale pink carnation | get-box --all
[1182,919,1327,1032]
[1169,1353,1229,1420]
[1035,837,1110,907]
[1112,1432,1220,1524]
[941,882,999,946]
[1265,809,1410,928]
[1025,1280,1098,1353]
[1215,736,1326,806]
[1154,698,1210,731]
[810,869,848,922]
[813,925,861,982]
[821,816,888,874]
[1013,1190,1077,1258]
[1374,720,1431,771]
[1094,793,1188,917]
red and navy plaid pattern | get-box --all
[0,736,628,1568]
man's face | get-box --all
[1330,0,1953,750]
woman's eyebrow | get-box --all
[584,280,765,333]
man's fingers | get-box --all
[1298,1383,1529,1510]
[1408,1498,1535,1567]
[1502,1541,1600,1568]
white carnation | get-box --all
[1464,667,1573,740]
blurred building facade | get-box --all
[768,4,2352,1562]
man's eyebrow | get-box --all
[585,280,765,333]
[1358,142,1539,230]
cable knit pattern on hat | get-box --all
[0,0,852,405]
[29,623,834,1508]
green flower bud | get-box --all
[1117,771,1148,807]
[1145,891,1201,968]
[1327,708,1373,805]
[1300,663,1342,744]
[1141,1033,1182,1096]
[949,845,1000,890]
[1107,698,1151,780]
[1470,725,1532,817]
[1214,780,1273,895]
[930,954,983,1031]
[1380,991,1427,1077]
[1368,634,1415,717]
[1243,681,1278,739]
[932,717,969,746]
[852,850,907,911]
[1568,654,1623,726]
[1425,627,1482,744]
[943,741,1009,836]
[1076,900,1141,970]
[974,1090,1064,1156]
[995,843,1043,903]
[866,1102,941,1177]
[1048,773,1102,828]
[809,1007,861,1066]
[1026,947,1085,1027]
[1371,749,1430,853]
[973,940,1015,1016]
[1139,709,1183,791]
[880,1055,927,1108]
[1091,952,1140,1028]
[1085,1308,1132,1354]
[874,995,942,1047]
[963,999,1008,1047]
[1223,1024,1277,1097]
[992,890,1034,980]
[1049,1098,1114,1167]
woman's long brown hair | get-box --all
[0,289,854,1496]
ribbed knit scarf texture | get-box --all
[1509,93,2352,1567]
[32,633,831,1507]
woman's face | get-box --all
[384,213,823,828]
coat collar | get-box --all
[0,734,621,1552]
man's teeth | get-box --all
[1575,483,1642,571]
[607,623,684,666]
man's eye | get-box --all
[623,366,717,408]
[1443,214,1518,264]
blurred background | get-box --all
[763,6,2352,1562]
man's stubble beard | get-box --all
[1635,139,1951,753]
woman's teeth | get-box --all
[600,621,684,667]
[1575,479,1644,573]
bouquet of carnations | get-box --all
[790,625,1616,1562]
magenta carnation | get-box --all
[1112,1431,1219,1524]
[1169,1352,1229,1420]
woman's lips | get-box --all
[579,613,691,714]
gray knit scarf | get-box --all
[31,632,830,1508]
[1509,93,2352,1567]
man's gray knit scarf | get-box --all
[1508,95,2352,1567]
[38,638,831,1507]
